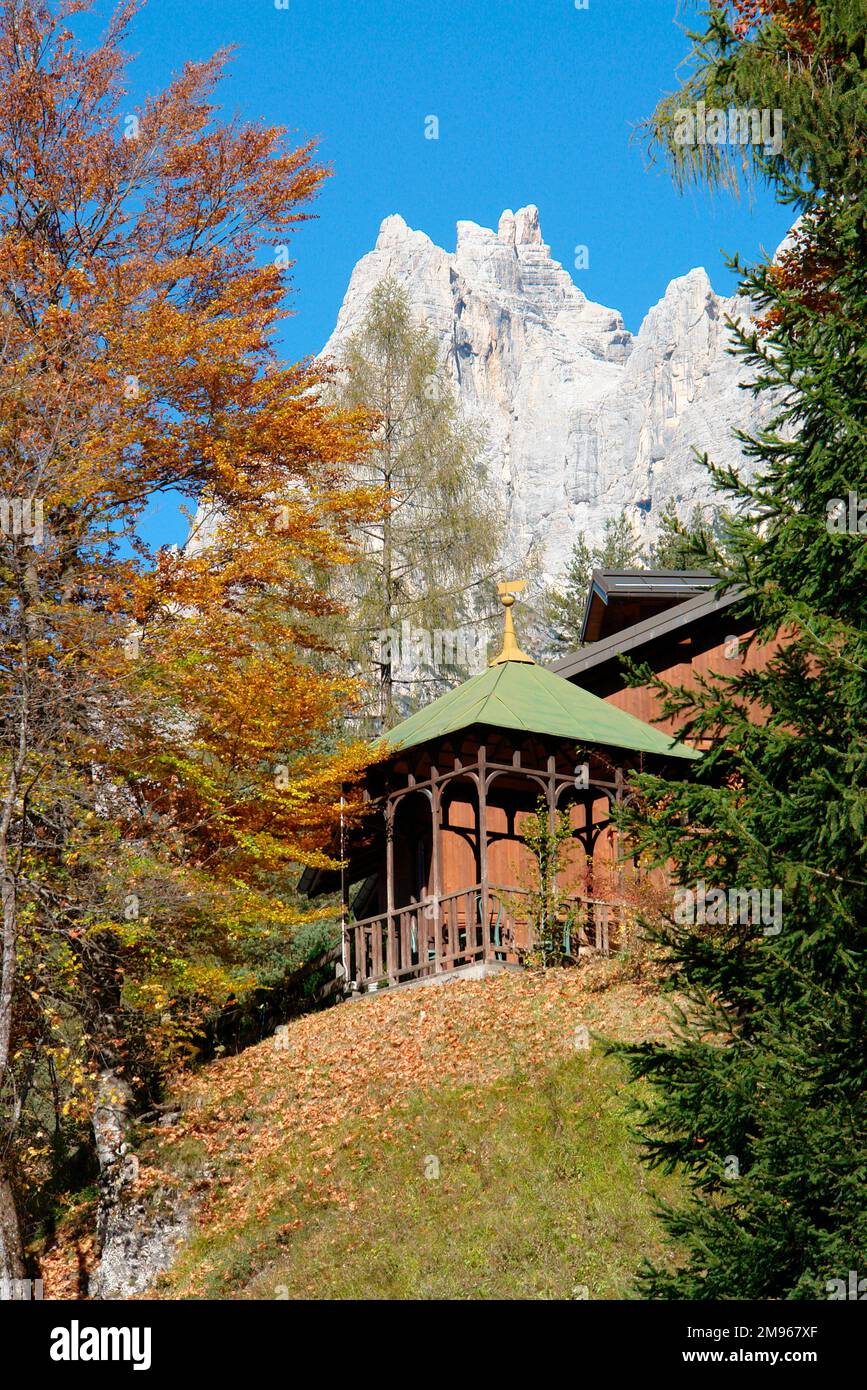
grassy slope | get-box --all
[134,964,683,1300]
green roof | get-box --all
[376,659,700,761]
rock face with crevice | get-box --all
[322,205,770,578]
[88,1183,193,1300]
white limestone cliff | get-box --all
[321,205,769,579]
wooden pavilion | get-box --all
[303,584,699,993]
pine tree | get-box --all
[650,498,716,570]
[613,1,867,1299]
[547,513,643,650]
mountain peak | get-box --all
[375,212,427,248]
[497,205,543,247]
[323,207,773,577]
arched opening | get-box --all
[392,790,433,910]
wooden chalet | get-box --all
[303,582,700,995]
[551,568,779,742]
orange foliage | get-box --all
[757,222,842,335]
[0,0,386,1180]
[730,0,822,48]
[0,0,382,895]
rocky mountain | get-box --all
[321,205,770,580]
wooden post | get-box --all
[430,766,443,971]
[479,745,491,961]
[547,751,558,958]
[386,906,397,984]
[385,800,395,983]
[448,896,457,964]
[614,765,625,901]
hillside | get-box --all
[45,964,686,1300]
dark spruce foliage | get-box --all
[613,1,867,1299]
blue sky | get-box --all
[79,0,792,546]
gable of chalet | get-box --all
[552,571,773,739]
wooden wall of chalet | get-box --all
[583,620,781,743]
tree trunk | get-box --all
[0,873,18,1084]
[93,1067,135,1259]
[381,459,395,729]
[0,1166,26,1286]
[0,671,28,1293]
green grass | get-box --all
[156,1050,680,1300]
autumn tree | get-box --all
[328,278,499,729]
[0,0,378,1280]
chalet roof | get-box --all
[580,568,717,644]
[376,657,700,761]
[552,584,744,684]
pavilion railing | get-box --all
[343,884,627,992]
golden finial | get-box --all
[490,579,535,665]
